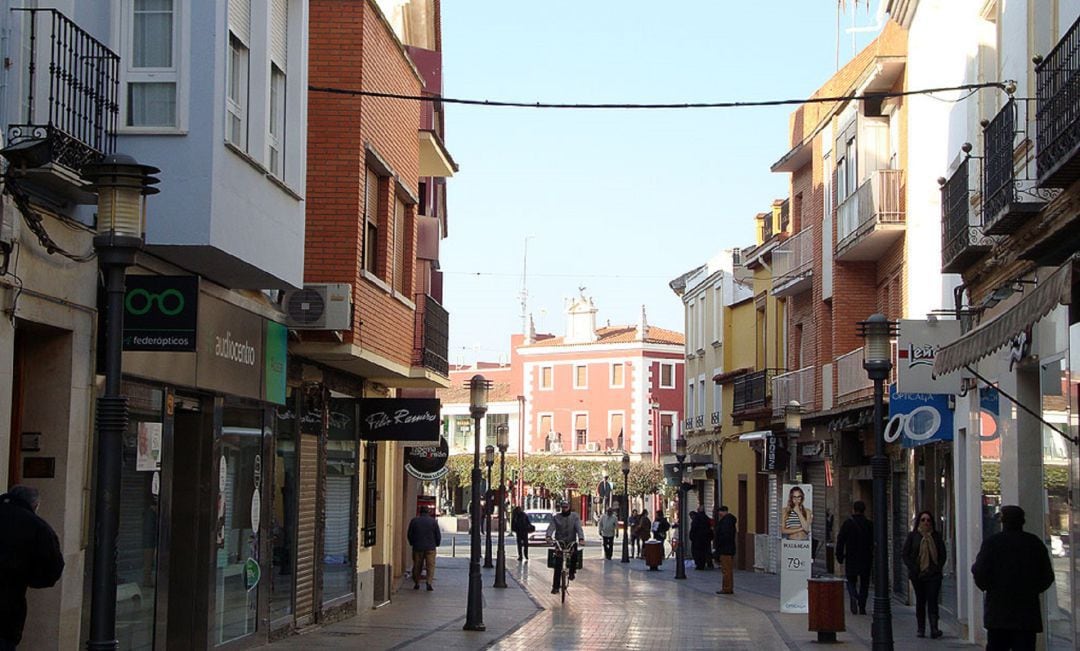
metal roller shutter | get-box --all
[294,433,319,623]
[806,462,827,568]
[270,0,288,67]
[229,0,250,44]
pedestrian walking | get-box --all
[627,510,641,557]
[688,506,712,570]
[0,485,65,650]
[835,500,873,615]
[634,512,651,559]
[598,507,619,560]
[652,510,671,555]
[971,505,1055,651]
[406,506,441,591]
[901,510,947,638]
[511,506,532,561]
[713,505,737,594]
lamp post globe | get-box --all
[620,453,631,563]
[857,314,898,650]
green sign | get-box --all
[123,275,199,351]
[244,557,261,591]
[264,321,287,405]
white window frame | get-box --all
[539,365,554,391]
[687,382,695,425]
[712,284,723,344]
[697,292,707,351]
[574,364,588,390]
[686,300,695,354]
[572,412,589,449]
[712,380,723,422]
[608,410,625,442]
[267,63,286,177]
[116,0,188,133]
[226,31,250,150]
[610,362,625,388]
[659,362,675,389]
[698,377,706,419]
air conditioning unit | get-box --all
[282,283,352,330]
[584,441,600,452]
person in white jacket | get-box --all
[598,508,619,560]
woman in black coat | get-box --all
[510,506,531,561]
[688,509,713,570]
[901,510,947,639]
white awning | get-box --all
[738,430,773,442]
[934,260,1074,375]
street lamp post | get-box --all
[620,453,631,563]
[83,154,159,651]
[674,436,687,580]
[484,445,495,568]
[785,400,802,483]
[464,375,491,631]
[858,314,898,651]
[494,426,509,588]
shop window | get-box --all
[362,442,378,547]
[213,407,265,645]
[269,391,298,623]
[322,397,358,603]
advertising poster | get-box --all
[136,422,162,471]
[779,483,813,613]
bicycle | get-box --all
[548,538,580,604]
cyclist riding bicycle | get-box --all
[546,500,585,595]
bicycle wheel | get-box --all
[560,557,568,604]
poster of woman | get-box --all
[780,484,813,540]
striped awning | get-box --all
[934,260,1074,375]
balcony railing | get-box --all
[771,226,814,297]
[412,294,449,376]
[983,100,1045,234]
[836,348,873,400]
[772,366,816,416]
[1036,15,1080,188]
[941,156,993,273]
[779,198,790,233]
[8,9,118,172]
[695,414,704,428]
[835,169,905,260]
[711,411,721,427]
[732,369,778,414]
[760,212,773,242]
[684,418,693,431]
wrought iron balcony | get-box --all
[835,169,905,261]
[684,418,693,431]
[412,294,449,377]
[711,411,721,427]
[779,198,790,233]
[732,369,777,415]
[941,156,993,273]
[771,226,814,297]
[772,366,815,416]
[1036,15,1080,188]
[983,100,1045,234]
[6,9,118,186]
[695,414,704,428]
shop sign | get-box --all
[886,386,954,448]
[263,321,287,405]
[405,437,450,481]
[197,295,263,401]
[897,319,961,395]
[359,398,441,441]
[123,275,199,351]
[761,436,790,473]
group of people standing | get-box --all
[623,504,737,594]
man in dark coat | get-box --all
[972,505,1055,650]
[713,505,737,594]
[835,500,873,615]
[688,506,713,570]
[0,485,65,649]
[407,506,442,591]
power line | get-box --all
[309,81,1009,110]
[445,270,673,280]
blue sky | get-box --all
[440,1,884,366]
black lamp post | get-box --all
[784,400,802,483]
[494,426,509,588]
[464,375,490,631]
[674,435,687,580]
[858,314,898,651]
[484,444,495,568]
[83,154,159,651]
[620,453,631,563]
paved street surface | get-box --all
[276,530,979,650]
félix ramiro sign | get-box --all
[359,398,441,442]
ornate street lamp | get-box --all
[620,453,631,563]
[484,444,495,568]
[494,426,509,588]
[785,400,802,483]
[83,154,159,651]
[858,314,899,651]
[674,435,688,580]
[464,375,491,631]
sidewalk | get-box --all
[271,556,540,650]
[663,560,978,649]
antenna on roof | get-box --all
[520,235,534,335]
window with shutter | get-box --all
[610,363,624,387]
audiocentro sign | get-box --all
[123,275,199,351]
[885,385,954,449]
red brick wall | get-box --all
[306,0,424,368]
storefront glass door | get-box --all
[213,407,265,645]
